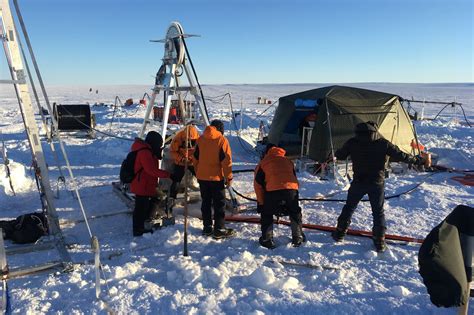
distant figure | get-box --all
[95,89,99,94]
[193,120,234,239]
[89,88,92,92]
[332,121,425,252]
[169,125,200,204]
[254,144,304,249]
[129,131,170,236]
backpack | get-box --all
[418,205,473,307]
[120,148,149,184]
[0,212,48,244]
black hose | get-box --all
[458,104,472,127]
[433,103,454,121]
[232,171,443,203]
[181,37,210,123]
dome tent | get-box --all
[267,85,418,162]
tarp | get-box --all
[418,205,474,307]
[268,85,417,162]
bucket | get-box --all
[153,106,164,121]
[169,107,178,123]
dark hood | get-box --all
[145,131,164,159]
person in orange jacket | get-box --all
[130,131,171,236]
[193,120,235,239]
[169,125,200,202]
[254,144,304,249]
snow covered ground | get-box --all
[0,83,473,314]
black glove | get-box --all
[257,204,264,214]
[414,155,425,166]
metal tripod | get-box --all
[139,21,210,140]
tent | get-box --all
[267,85,418,162]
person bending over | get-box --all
[130,131,170,236]
[168,125,200,207]
[254,144,305,249]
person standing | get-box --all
[193,120,234,239]
[332,121,424,252]
[130,131,170,236]
[254,144,304,249]
[168,125,200,205]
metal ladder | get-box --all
[0,0,72,277]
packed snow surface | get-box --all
[0,83,473,314]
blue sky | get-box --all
[1,0,472,85]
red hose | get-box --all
[451,174,474,186]
[225,215,424,244]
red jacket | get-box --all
[130,139,170,196]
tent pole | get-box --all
[324,99,336,179]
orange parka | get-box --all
[254,147,298,205]
[193,126,232,182]
[170,125,200,166]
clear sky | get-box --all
[1,0,472,85]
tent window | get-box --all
[295,99,318,108]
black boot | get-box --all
[290,218,305,247]
[202,226,213,236]
[259,236,276,249]
[332,219,350,242]
[372,226,387,252]
[213,228,235,240]
[292,233,306,247]
[331,227,348,242]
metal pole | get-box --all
[324,98,337,179]
[183,125,189,257]
[239,97,243,135]
[13,0,94,248]
[12,0,55,122]
[13,23,66,191]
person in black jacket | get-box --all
[332,121,424,252]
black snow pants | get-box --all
[198,180,226,231]
[336,180,386,236]
[261,189,302,240]
[169,164,195,199]
[133,195,155,234]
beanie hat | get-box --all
[355,122,377,133]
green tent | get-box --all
[267,85,417,162]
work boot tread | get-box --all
[213,228,235,239]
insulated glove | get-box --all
[414,155,425,166]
